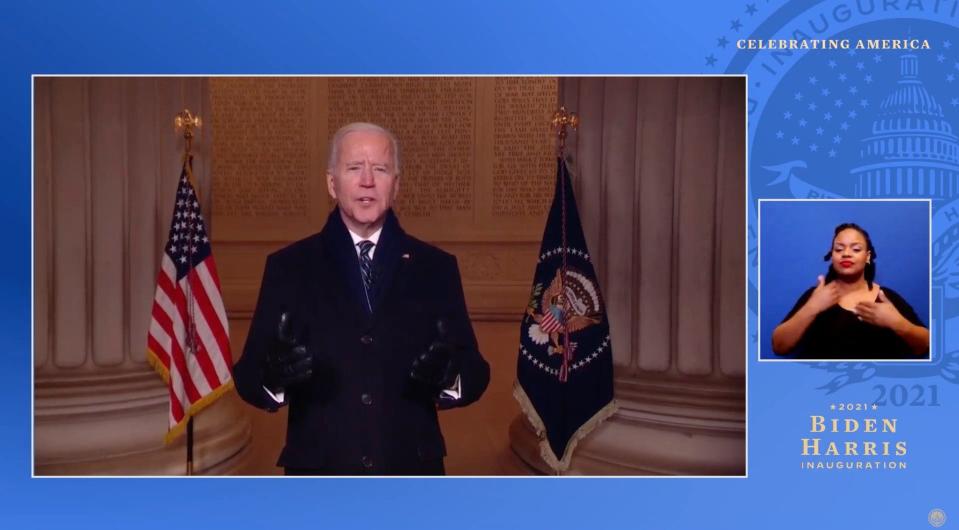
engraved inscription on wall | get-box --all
[210,78,310,218]
[493,78,557,217]
[328,78,474,217]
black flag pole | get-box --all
[175,109,202,476]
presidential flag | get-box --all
[515,157,616,472]
[147,157,233,444]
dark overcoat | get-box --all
[234,209,490,475]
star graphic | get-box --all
[808,102,818,111]
[776,130,784,139]
[717,36,729,48]
[791,136,799,145]
[948,73,956,83]
[938,53,946,63]
[856,61,865,70]
[872,54,882,63]
[860,99,869,107]
[952,98,959,107]
[838,73,847,82]
[848,110,858,118]
[815,126,823,135]
[799,118,808,127]
[706,54,717,66]
[828,59,837,68]
[945,40,953,49]
[730,19,742,31]
[794,91,803,101]
[872,403,878,410]
[864,74,873,83]
[833,135,842,144]
[821,88,830,96]
[783,111,792,119]
[840,121,849,130]
[835,99,844,108]
[823,112,833,121]
[809,143,818,152]
[808,75,818,85]
[828,149,837,158]
[745,3,757,15]
[849,86,858,94]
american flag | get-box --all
[539,308,565,334]
[147,159,233,443]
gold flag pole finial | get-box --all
[551,106,579,156]
[174,109,202,156]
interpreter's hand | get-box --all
[854,289,906,329]
[804,275,840,314]
[264,312,312,392]
[410,319,461,389]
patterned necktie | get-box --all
[358,240,375,301]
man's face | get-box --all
[327,130,400,237]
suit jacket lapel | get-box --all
[370,210,411,323]
[319,209,372,324]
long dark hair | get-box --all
[823,222,877,289]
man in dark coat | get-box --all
[233,122,490,475]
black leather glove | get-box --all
[264,312,312,392]
[410,319,461,389]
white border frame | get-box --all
[756,197,933,363]
[31,73,750,479]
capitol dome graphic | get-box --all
[851,54,959,201]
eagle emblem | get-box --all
[526,268,603,357]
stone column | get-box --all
[34,77,251,475]
[510,77,746,475]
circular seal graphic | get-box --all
[707,0,959,390]
[929,508,947,528]
[519,246,612,379]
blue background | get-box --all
[759,200,930,359]
[5,1,959,529]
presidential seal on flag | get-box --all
[526,268,603,362]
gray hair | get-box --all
[327,122,401,174]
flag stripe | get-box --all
[189,264,233,369]
[147,328,171,369]
[170,282,215,397]
[197,259,229,330]
[183,269,230,389]
[168,325,201,403]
